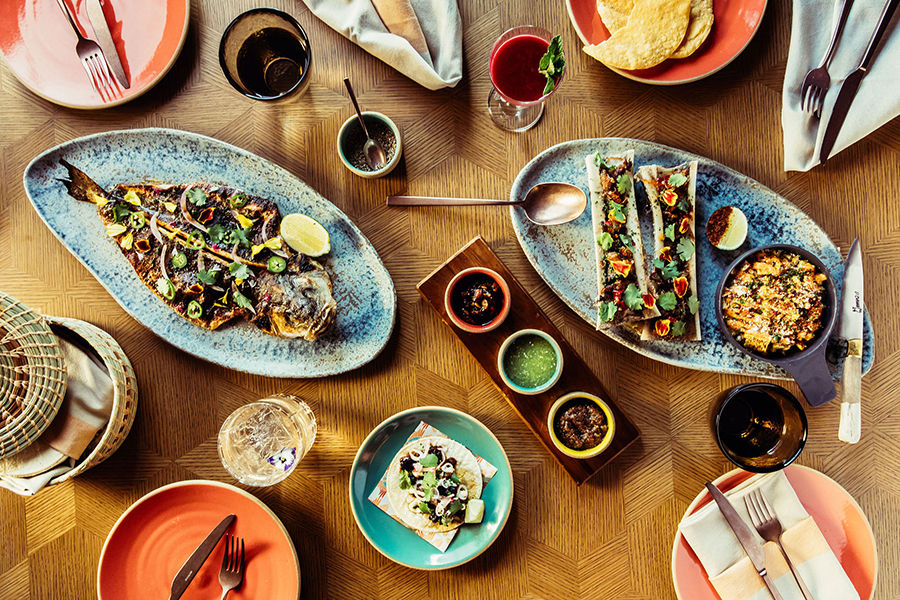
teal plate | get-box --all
[349,407,513,570]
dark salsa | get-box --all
[641,167,699,338]
[594,153,655,324]
[554,397,610,450]
[450,271,505,326]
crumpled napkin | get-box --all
[299,0,463,90]
[782,0,900,171]
[0,329,113,496]
[679,471,859,600]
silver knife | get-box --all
[167,514,235,600]
[820,0,899,163]
[705,483,785,600]
[838,238,864,443]
[85,0,130,88]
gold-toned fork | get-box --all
[745,490,815,600]
[54,0,119,102]
[218,534,245,600]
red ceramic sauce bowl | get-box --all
[444,267,511,333]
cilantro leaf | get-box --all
[688,295,700,315]
[661,261,680,280]
[593,153,610,170]
[678,198,691,212]
[657,292,678,312]
[623,283,645,311]
[599,301,618,322]
[417,502,432,514]
[667,173,688,187]
[609,201,626,222]
[112,204,131,223]
[652,258,666,270]
[670,321,687,337]
[450,473,460,484]
[229,261,253,281]
[399,470,412,490]
[232,288,253,309]
[186,187,207,206]
[226,226,252,249]
[447,500,463,515]
[422,471,437,489]
[598,231,614,251]
[208,224,227,244]
[616,174,632,195]
[424,487,434,501]
[419,454,439,468]
[620,233,635,253]
[677,237,695,262]
[665,223,676,241]
[196,269,219,286]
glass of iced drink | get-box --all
[217,394,317,486]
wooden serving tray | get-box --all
[417,237,641,485]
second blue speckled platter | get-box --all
[510,138,873,380]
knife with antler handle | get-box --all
[838,238,864,443]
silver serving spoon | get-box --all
[343,77,387,170]
[387,183,587,226]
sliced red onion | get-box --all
[210,285,224,292]
[149,214,164,245]
[160,244,170,281]
[179,187,208,233]
[270,247,289,259]
[197,252,206,272]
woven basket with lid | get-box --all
[0,292,67,459]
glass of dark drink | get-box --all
[488,26,565,132]
[712,383,808,473]
[219,8,312,102]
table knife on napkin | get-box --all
[705,483,785,600]
[838,238,864,443]
[820,0,900,163]
[86,0,130,88]
[167,514,235,600]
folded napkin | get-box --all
[368,420,497,552]
[300,0,463,90]
[0,330,113,496]
[782,0,900,171]
[679,471,859,600]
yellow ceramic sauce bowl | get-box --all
[547,392,615,459]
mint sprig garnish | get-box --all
[539,35,565,95]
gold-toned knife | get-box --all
[167,514,236,600]
[705,483,785,600]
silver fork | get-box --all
[799,0,854,115]
[745,490,815,600]
[54,0,119,102]
[218,534,245,600]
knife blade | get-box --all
[820,0,900,163]
[85,0,130,89]
[167,514,235,600]
[838,238,864,443]
[705,483,785,600]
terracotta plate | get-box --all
[98,480,300,600]
[566,0,768,84]
[671,465,877,600]
[0,0,189,109]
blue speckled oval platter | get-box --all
[24,128,396,378]
[510,138,873,380]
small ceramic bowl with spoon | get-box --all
[337,77,401,178]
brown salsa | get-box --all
[450,272,504,326]
[554,398,609,450]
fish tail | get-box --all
[58,159,112,205]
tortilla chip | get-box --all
[597,0,634,33]
[583,0,692,70]
[670,0,714,59]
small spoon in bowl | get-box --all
[343,77,387,170]
[387,183,587,226]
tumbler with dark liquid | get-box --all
[712,383,808,472]
[220,9,312,101]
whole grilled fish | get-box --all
[60,160,337,340]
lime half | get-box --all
[280,213,330,257]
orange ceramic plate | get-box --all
[566,0,768,85]
[671,465,877,600]
[98,481,300,600]
[0,0,189,109]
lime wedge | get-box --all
[280,213,330,257]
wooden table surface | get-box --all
[2,1,899,599]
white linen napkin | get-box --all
[299,0,463,90]
[782,0,900,171]
[679,471,859,600]
[0,331,114,496]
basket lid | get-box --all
[0,292,67,459]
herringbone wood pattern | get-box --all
[1,0,899,598]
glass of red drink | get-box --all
[488,26,564,132]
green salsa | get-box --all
[502,334,558,389]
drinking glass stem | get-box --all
[487,87,544,132]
